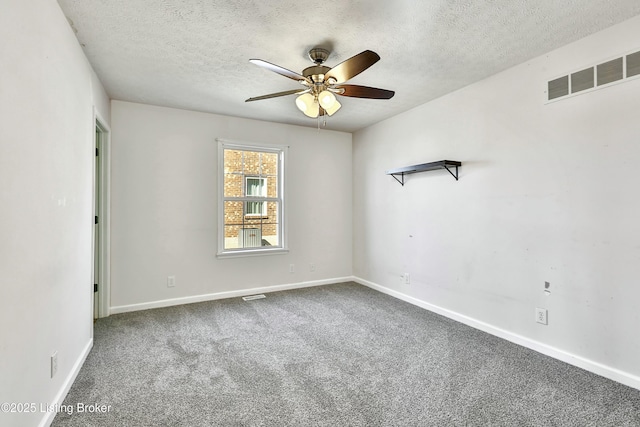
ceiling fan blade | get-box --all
[336,84,395,99]
[249,59,308,82]
[245,89,308,102]
[324,50,380,84]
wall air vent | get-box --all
[548,76,569,100]
[627,51,640,78]
[547,48,640,102]
[571,67,594,93]
[597,58,623,86]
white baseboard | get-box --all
[110,277,354,314]
[39,338,93,427]
[353,276,640,392]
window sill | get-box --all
[216,247,289,259]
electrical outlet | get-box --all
[310,263,316,273]
[289,264,295,273]
[167,276,176,288]
[535,308,548,325]
[401,273,410,285]
[51,352,58,378]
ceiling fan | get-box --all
[245,48,395,118]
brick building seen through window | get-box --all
[222,147,281,250]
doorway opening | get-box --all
[94,112,111,319]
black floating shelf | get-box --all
[386,160,461,186]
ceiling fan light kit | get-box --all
[246,47,394,120]
[295,93,319,117]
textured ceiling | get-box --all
[57,0,640,132]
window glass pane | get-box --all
[263,201,278,224]
[263,226,278,246]
[225,225,264,249]
[223,149,243,174]
[261,202,279,246]
[238,227,262,248]
[224,200,244,227]
[224,225,241,249]
[262,202,279,246]
[244,151,260,175]
[224,173,242,198]
[261,152,278,175]
[243,215,262,228]
[267,177,277,198]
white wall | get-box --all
[0,1,110,426]
[353,15,640,387]
[110,101,352,310]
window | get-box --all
[218,139,286,256]
[245,177,267,217]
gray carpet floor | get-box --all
[52,282,640,426]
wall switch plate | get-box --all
[535,308,548,325]
[51,352,58,378]
[167,276,176,287]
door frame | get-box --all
[93,107,111,318]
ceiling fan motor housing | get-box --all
[302,65,331,83]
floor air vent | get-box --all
[242,294,266,301]
[547,48,640,102]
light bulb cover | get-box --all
[295,93,314,112]
[324,99,341,116]
[305,101,320,118]
[318,90,336,109]
[295,93,319,118]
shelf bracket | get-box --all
[391,173,405,186]
[443,164,459,181]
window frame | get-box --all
[217,139,288,257]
